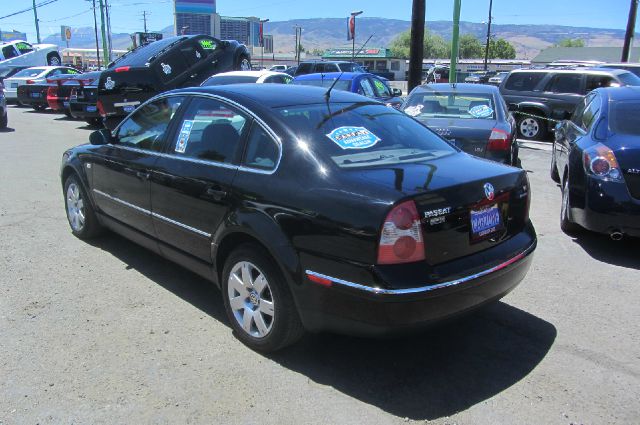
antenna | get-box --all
[324,70,345,101]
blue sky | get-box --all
[0,0,635,41]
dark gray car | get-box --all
[500,68,640,140]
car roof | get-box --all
[510,68,630,76]
[212,70,289,78]
[597,86,640,101]
[415,83,499,94]
[170,84,369,107]
[294,72,362,81]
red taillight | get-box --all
[26,79,35,85]
[487,128,511,151]
[47,86,58,99]
[97,99,105,117]
[115,66,130,72]
[377,200,425,265]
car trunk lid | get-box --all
[418,117,496,158]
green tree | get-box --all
[458,34,484,59]
[488,38,517,59]
[555,38,585,47]
[389,29,450,59]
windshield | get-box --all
[610,100,640,135]
[403,91,497,120]
[338,63,365,72]
[293,78,352,92]
[277,103,456,169]
[13,67,47,78]
[617,72,640,86]
[201,75,259,86]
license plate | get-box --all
[63,101,70,107]
[86,105,97,112]
[470,204,502,239]
[11,83,18,88]
[31,92,40,98]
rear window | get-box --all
[504,72,545,91]
[293,78,351,92]
[610,100,640,135]
[13,67,47,78]
[201,75,259,86]
[277,103,456,169]
[402,91,496,120]
[111,37,184,67]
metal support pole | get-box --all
[32,0,41,44]
[483,0,493,71]
[407,0,425,92]
[92,0,101,69]
[450,0,461,83]
[105,0,113,62]
[98,0,109,66]
[622,0,639,62]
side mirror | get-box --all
[89,128,113,145]
[392,88,403,97]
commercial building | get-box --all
[220,16,261,48]
[1,30,28,43]
[174,0,220,37]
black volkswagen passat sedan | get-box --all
[552,86,640,239]
[401,83,519,166]
[61,84,536,352]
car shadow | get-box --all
[87,232,556,421]
[87,233,229,326]
[0,127,15,133]
[571,232,640,270]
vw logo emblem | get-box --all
[484,183,495,201]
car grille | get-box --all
[624,172,640,199]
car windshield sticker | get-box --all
[175,120,194,153]
[404,104,423,117]
[468,104,494,118]
[161,63,172,75]
[373,79,386,92]
[199,39,216,50]
[104,77,115,90]
[326,126,381,150]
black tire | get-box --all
[33,104,46,111]
[550,148,561,183]
[64,110,73,118]
[85,117,103,127]
[0,112,7,129]
[560,176,581,235]
[222,243,304,352]
[517,113,548,141]
[63,174,103,239]
[235,54,251,71]
[47,52,62,66]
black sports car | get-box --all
[97,35,251,130]
[552,86,640,239]
[61,84,536,352]
[402,83,519,166]
[69,74,102,126]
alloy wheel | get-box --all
[519,118,539,139]
[66,183,85,232]
[227,261,275,338]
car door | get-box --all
[91,96,185,236]
[556,92,599,175]
[542,73,585,120]
[150,95,250,262]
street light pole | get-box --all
[622,0,639,62]
[407,0,425,93]
[483,0,493,71]
[450,0,461,83]
[260,18,269,70]
[350,11,363,62]
[32,0,41,44]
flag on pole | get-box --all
[347,16,355,41]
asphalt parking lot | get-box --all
[1,106,639,425]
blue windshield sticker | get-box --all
[468,104,494,118]
[326,126,381,150]
[175,120,194,153]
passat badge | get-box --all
[326,126,381,150]
[484,182,495,201]
[104,77,115,90]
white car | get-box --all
[0,40,61,67]
[200,70,293,86]
[269,64,289,72]
[3,66,80,104]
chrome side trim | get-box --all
[113,144,241,171]
[151,212,211,238]
[305,242,535,296]
[93,189,151,215]
[92,189,211,238]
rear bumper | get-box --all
[69,102,100,119]
[571,177,640,237]
[294,227,536,336]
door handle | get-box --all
[136,171,150,180]
[206,187,227,199]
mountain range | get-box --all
[42,18,633,60]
